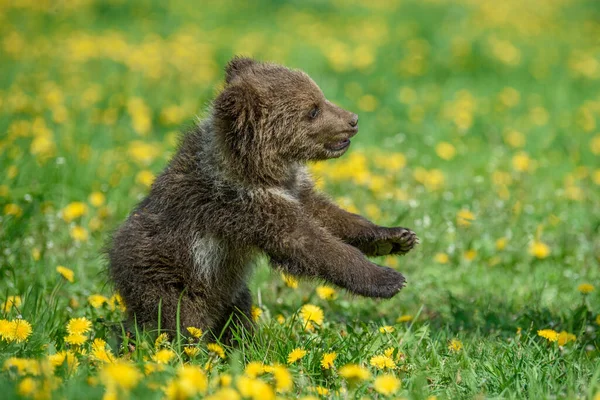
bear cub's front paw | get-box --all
[366,227,418,256]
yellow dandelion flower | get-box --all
[88,294,108,308]
[537,329,559,342]
[379,326,395,334]
[299,304,324,326]
[165,365,208,399]
[65,333,87,346]
[11,320,33,343]
[435,142,456,160]
[276,314,285,325]
[207,343,225,359]
[61,202,88,222]
[219,374,233,387]
[184,346,200,358]
[595,314,600,326]
[384,347,395,358]
[281,273,298,288]
[136,170,155,187]
[100,361,142,391]
[577,283,594,294]
[434,253,449,264]
[56,266,74,283]
[91,339,116,363]
[316,286,337,300]
[237,376,275,400]
[270,364,292,393]
[448,339,463,352]
[67,317,92,335]
[70,225,89,242]
[206,388,241,400]
[287,348,307,364]
[320,352,337,369]
[155,332,169,348]
[18,377,37,397]
[186,326,203,338]
[251,306,262,322]
[557,331,576,346]
[4,203,23,218]
[108,294,126,312]
[512,151,531,172]
[244,361,265,378]
[370,354,396,370]
[457,209,475,227]
[463,249,477,261]
[89,192,106,207]
[339,364,371,380]
[3,296,21,313]
[529,240,550,259]
[496,237,508,251]
[373,374,401,396]
[48,351,79,374]
[396,315,413,323]
[0,319,13,341]
[153,349,175,364]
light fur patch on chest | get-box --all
[190,235,227,281]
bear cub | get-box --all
[108,57,418,339]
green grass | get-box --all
[1,0,600,399]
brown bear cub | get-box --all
[108,57,418,339]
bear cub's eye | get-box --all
[308,106,320,120]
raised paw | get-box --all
[360,265,406,299]
[359,227,419,256]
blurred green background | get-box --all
[1,0,600,398]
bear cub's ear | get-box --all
[225,56,257,84]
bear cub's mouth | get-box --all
[326,139,351,152]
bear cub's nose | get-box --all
[349,114,359,128]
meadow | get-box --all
[1,0,600,398]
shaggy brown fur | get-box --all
[108,57,418,340]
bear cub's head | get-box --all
[213,57,359,165]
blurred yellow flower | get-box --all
[245,361,265,378]
[358,94,378,112]
[270,364,292,393]
[88,294,108,308]
[299,304,324,326]
[529,240,550,259]
[370,354,396,370]
[186,326,203,338]
[287,348,307,364]
[457,209,475,226]
[207,343,225,359]
[557,331,576,346]
[373,374,401,396]
[184,346,200,358]
[435,141,456,160]
[236,375,275,400]
[18,377,37,397]
[495,237,508,251]
[61,201,88,222]
[70,225,89,242]
[397,315,413,323]
[251,306,262,322]
[281,273,298,288]
[591,135,600,155]
[434,253,449,264]
[596,315,600,326]
[89,191,106,207]
[4,203,23,217]
[56,266,74,283]
[448,338,463,352]
[577,283,594,294]
[316,286,337,300]
[537,329,558,342]
[379,326,395,334]
[67,317,92,335]
[100,361,142,391]
[504,130,525,148]
[3,296,21,313]
[153,349,175,364]
[155,332,169,348]
[320,352,337,369]
[512,152,531,172]
[136,170,155,187]
[464,249,477,261]
[91,339,116,363]
[165,365,208,399]
[65,333,87,346]
[339,364,371,380]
